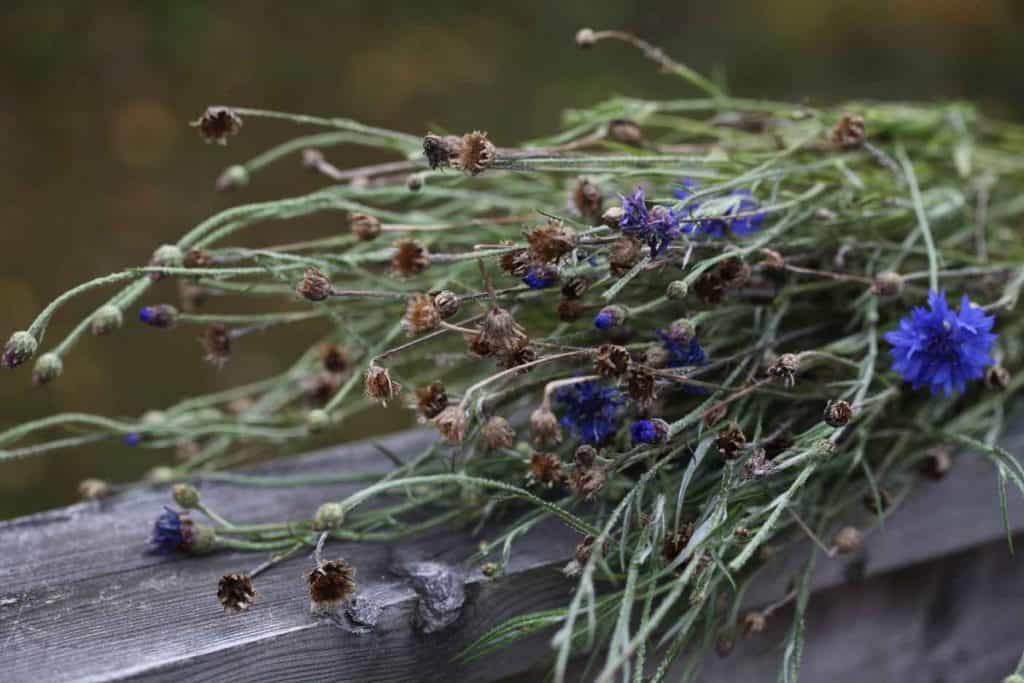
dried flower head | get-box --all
[308,559,357,611]
[499,248,531,277]
[609,237,643,277]
[500,344,537,373]
[741,610,767,638]
[823,399,854,427]
[475,307,529,355]
[716,422,746,459]
[918,445,954,480]
[391,239,430,276]
[192,106,243,145]
[453,130,496,176]
[832,526,863,554]
[350,212,381,241]
[401,293,441,336]
[321,344,349,374]
[556,298,585,322]
[433,405,468,444]
[571,178,604,224]
[526,220,577,263]
[570,463,607,501]
[481,416,516,451]
[139,305,178,329]
[526,453,564,488]
[422,132,462,170]
[985,365,1011,390]
[433,290,460,318]
[768,353,801,387]
[296,267,333,302]
[871,270,905,297]
[607,119,643,146]
[831,113,866,149]
[626,365,658,409]
[32,353,63,386]
[573,444,598,469]
[415,381,448,420]
[529,405,563,446]
[201,324,232,367]
[561,276,590,300]
[218,573,256,613]
[593,344,631,378]
[364,364,401,405]
[78,478,111,501]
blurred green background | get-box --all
[2,0,1023,519]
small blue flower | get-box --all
[884,289,996,396]
[673,180,765,239]
[618,186,682,257]
[726,190,765,237]
[619,186,650,230]
[555,381,625,444]
[630,419,667,445]
[657,330,706,368]
[149,506,191,553]
[139,307,158,325]
[124,433,142,447]
[522,268,558,290]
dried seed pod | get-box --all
[561,276,590,300]
[823,399,854,427]
[423,132,462,169]
[593,344,631,378]
[573,444,598,469]
[415,381,449,420]
[831,113,866,149]
[401,293,441,336]
[526,220,577,263]
[832,526,863,554]
[607,118,643,146]
[433,290,460,318]
[364,364,401,405]
[499,248,531,277]
[569,463,607,501]
[475,307,529,355]
[626,365,658,409]
[571,178,604,223]
[433,406,468,444]
[320,344,349,374]
[768,353,801,387]
[716,422,746,459]
[218,573,256,613]
[481,416,516,451]
[350,212,381,241]
[391,239,430,276]
[297,267,333,301]
[609,237,643,277]
[192,106,243,144]
[201,324,232,367]
[529,406,563,446]
[307,559,357,611]
[453,131,496,176]
[526,453,564,488]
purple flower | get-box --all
[884,289,996,395]
[618,186,682,257]
[522,268,558,290]
[631,419,668,445]
[148,506,191,553]
[673,180,765,239]
[124,433,142,447]
[555,381,625,444]
[657,330,706,368]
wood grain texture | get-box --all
[1,424,1021,682]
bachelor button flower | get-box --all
[554,381,625,445]
[657,329,706,368]
[884,289,997,396]
[617,186,682,257]
[522,267,559,289]
[124,433,142,447]
[673,179,765,239]
[631,419,669,445]
[149,506,190,553]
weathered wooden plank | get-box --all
[1,424,1021,682]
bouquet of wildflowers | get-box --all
[3,29,1023,680]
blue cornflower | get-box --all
[124,433,142,447]
[673,180,765,239]
[555,380,625,444]
[884,289,996,396]
[619,186,649,230]
[149,506,191,553]
[594,305,625,331]
[618,186,682,257]
[657,330,706,368]
[522,268,558,290]
[726,190,765,237]
[631,419,669,445]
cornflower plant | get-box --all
[3,28,1024,681]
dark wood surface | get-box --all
[1,425,1022,682]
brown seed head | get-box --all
[350,212,381,241]
[529,405,563,446]
[476,307,529,355]
[500,344,537,373]
[832,526,863,554]
[556,298,585,322]
[919,445,954,480]
[593,344,631,378]
[432,290,460,318]
[200,324,232,367]
[573,444,598,469]
[192,106,243,145]
[78,478,111,501]
[626,365,658,409]
[218,573,256,613]
[499,248,532,277]
[831,113,866,150]
[741,611,767,638]
[391,239,430,276]
[308,559,357,611]
[571,178,604,223]
[570,463,607,501]
[297,267,333,301]
[824,399,855,427]
[433,406,468,444]
[401,293,441,336]
[423,132,462,170]
[454,131,496,176]
[526,220,577,264]
[320,344,349,374]
[986,365,1011,391]
[870,270,905,297]
[415,381,448,420]
[561,276,590,300]
[609,237,643,277]
[716,422,747,460]
[526,453,564,488]
[481,416,516,451]
[607,119,643,146]
[768,353,801,387]
[364,364,401,405]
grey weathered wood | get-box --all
[1,424,1022,682]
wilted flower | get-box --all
[401,293,441,335]
[308,559,357,611]
[433,405,468,444]
[481,416,516,451]
[415,381,448,419]
[296,267,333,301]
[192,106,243,144]
[526,453,564,488]
[364,364,401,405]
[350,212,381,241]
[554,381,625,445]
[218,573,256,613]
[391,239,431,276]
[453,131,496,176]
[526,220,577,263]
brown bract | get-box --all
[831,113,866,149]
[401,293,441,336]
[391,239,430,276]
[415,381,448,419]
[526,220,577,263]
[218,573,256,613]
[364,364,401,405]
[453,131,496,176]
[526,453,564,488]
[433,406,468,444]
[192,106,242,145]
[296,267,332,301]
[307,559,357,610]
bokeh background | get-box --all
[2,0,1023,519]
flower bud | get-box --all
[601,205,625,229]
[31,353,63,386]
[433,290,460,319]
[832,526,863,554]
[630,418,670,445]
[666,318,696,343]
[350,212,381,241]
[607,119,643,146]
[594,305,626,330]
[296,266,333,302]
[216,164,249,191]
[575,27,596,48]
[529,406,562,446]
[433,406,468,444]
[78,478,111,501]
[171,482,200,509]
[149,244,184,281]
[986,365,1011,390]
[870,271,904,297]
[1,331,38,369]
[139,304,178,329]
[666,280,688,300]
[481,416,516,451]
[406,174,424,191]
[823,399,854,427]
[91,305,124,336]
[364,364,401,405]
[306,409,330,433]
[313,502,346,530]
